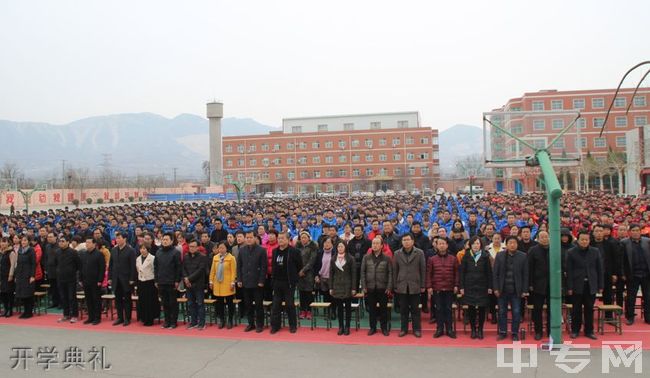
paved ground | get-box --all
[0,325,647,377]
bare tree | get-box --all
[201,160,210,186]
[455,154,487,179]
[607,146,627,194]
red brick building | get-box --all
[491,88,650,192]
[221,112,440,193]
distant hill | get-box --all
[439,124,483,174]
[0,113,278,178]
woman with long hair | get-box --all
[0,237,17,317]
[209,242,237,329]
[329,241,356,335]
[136,244,158,326]
[459,236,492,339]
[15,235,36,319]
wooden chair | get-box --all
[309,302,331,330]
[101,294,116,320]
[597,304,623,335]
[34,291,48,315]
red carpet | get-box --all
[2,314,649,349]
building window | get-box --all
[616,136,627,147]
[379,168,388,176]
[533,120,545,130]
[576,137,587,149]
[352,169,360,177]
[419,152,429,160]
[511,124,523,134]
[339,154,347,163]
[370,122,381,129]
[406,137,415,145]
[300,171,308,179]
[225,144,232,153]
[248,144,256,152]
[421,167,430,175]
[551,100,563,110]
[313,156,321,164]
[338,140,346,148]
[275,172,283,180]
[325,141,333,148]
[553,137,565,149]
[339,169,347,177]
[552,119,564,130]
[250,159,257,166]
[287,157,294,164]
[420,137,429,144]
[292,126,302,133]
[397,120,409,128]
[286,143,294,150]
[573,99,585,110]
[577,118,586,129]
[365,139,373,148]
[394,167,402,176]
[593,118,604,128]
[532,101,544,111]
[532,139,546,149]
[407,167,415,176]
[314,170,321,178]
[299,142,307,149]
[592,98,604,108]
[635,116,647,126]
[325,155,333,164]
[273,158,281,165]
[379,153,387,161]
[287,171,295,180]
[406,153,415,160]
[343,123,354,131]
[273,143,281,151]
[312,142,320,149]
[433,151,439,159]
[432,136,439,145]
[594,137,606,148]
[261,143,269,151]
[393,153,401,161]
[634,96,646,107]
[615,116,628,127]
[226,159,232,167]
[365,168,373,176]
[614,97,626,108]
[392,137,400,146]
[351,139,360,147]
[379,138,387,146]
[365,154,373,162]
[298,157,307,165]
[262,158,270,166]
[238,159,244,167]
[318,124,328,132]
[237,144,245,153]
[352,154,360,162]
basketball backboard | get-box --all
[482,110,582,168]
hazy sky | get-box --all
[1,0,649,130]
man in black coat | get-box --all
[155,233,182,329]
[493,236,528,341]
[183,240,207,329]
[237,231,267,333]
[567,229,603,339]
[43,232,60,308]
[591,224,621,319]
[79,238,105,325]
[56,235,81,323]
[210,218,228,243]
[347,225,370,290]
[528,231,551,340]
[270,232,303,334]
[621,224,650,325]
[109,231,137,326]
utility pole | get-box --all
[172,168,178,187]
[61,160,66,188]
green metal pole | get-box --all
[536,151,563,345]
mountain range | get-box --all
[0,114,482,179]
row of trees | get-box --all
[579,148,628,192]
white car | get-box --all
[436,187,446,195]
[397,190,409,196]
[351,191,362,197]
[263,192,274,199]
[375,190,386,197]
[385,189,396,196]
[411,189,421,196]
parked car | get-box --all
[385,189,396,196]
[436,187,446,195]
[397,190,409,196]
[410,189,421,196]
[351,191,362,197]
[263,192,274,199]
[375,190,386,197]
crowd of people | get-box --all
[0,191,649,341]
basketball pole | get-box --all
[537,150,563,345]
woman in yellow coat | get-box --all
[209,242,237,329]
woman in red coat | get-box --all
[30,238,44,291]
